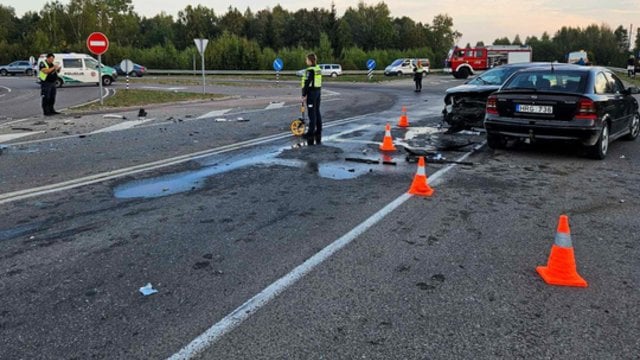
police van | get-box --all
[37,53,117,87]
[384,58,430,76]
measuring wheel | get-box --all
[290,118,306,136]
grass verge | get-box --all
[73,89,225,111]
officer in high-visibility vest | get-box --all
[301,53,322,145]
[39,53,61,116]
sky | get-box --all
[4,0,639,47]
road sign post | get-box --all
[120,59,134,90]
[366,59,377,81]
[273,57,283,84]
[194,38,209,94]
[87,32,109,105]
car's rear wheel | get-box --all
[397,71,403,76]
[487,133,506,149]
[26,69,33,76]
[587,122,609,159]
[129,71,138,77]
[0,69,7,76]
[102,76,112,86]
[331,72,337,77]
[622,112,640,141]
[54,78,63,88]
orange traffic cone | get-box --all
[398,106,409,128]
[408,156,434,196]
[379,123,397,151]
[536,215,588,287]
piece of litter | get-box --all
[139,283,158,296]
[620,199,625,203]
[620,155,626,159]
[63,120,74,125]
[214,118,227,122]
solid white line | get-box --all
[166,146,479,360]
[0,113,377,205]
[0,131,44,142]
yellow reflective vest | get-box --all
[39,61,50,81]
[301,65,322,89]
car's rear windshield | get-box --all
[503,70,587,93]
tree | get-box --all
[493,37,511,45]
[316,32,333,63]
[219,6,247,37]
[512,34,522,45]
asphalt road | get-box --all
[0,75,638,359]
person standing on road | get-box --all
[628,56,636,78]
[39,53,61,116]
[301,53,322,145]
[413,60,423,92]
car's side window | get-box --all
[594,73,608,95]
[63,59,83,69]
[605,72,625,94]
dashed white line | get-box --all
[0,131,44,142]
[90,118,156,134]
[265,101,285,110]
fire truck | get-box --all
[444,45,532,79]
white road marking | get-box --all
[90,118,156,134]
[323,89,341,96]
[265,102,285,110]
[0,112,376,205]
[0,131,44,142]
[197,109,231,119]
[166,144,482,360]
[0,85,11,98]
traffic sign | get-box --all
[273,58,284,72]
[366,59,377,70]
[194,38,209,56]
[86,32,109,55]
[120,59,134,74]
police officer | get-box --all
[39,53,61,116]
[413,60,423,92]
[301,53,322,146]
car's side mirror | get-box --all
[627,87,640,95]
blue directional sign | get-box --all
[273,57,284,72]
[366,59,377,70]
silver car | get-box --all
[0,61,34,76]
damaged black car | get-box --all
[443,62,546,133]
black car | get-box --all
[484,65,640,159]
[443,62,548,133]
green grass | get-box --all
[73,89,225,111]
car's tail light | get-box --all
[574,98,597,120]
[486,95,498,115]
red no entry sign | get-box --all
[86,32,109,55]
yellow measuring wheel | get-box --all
[290,102,307,136]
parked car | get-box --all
[384,58,430,76]
[112,62,146,77]
[484,65,640,159]
[443,62,547,132]
[0,60,34,76]
[296,64,343,77]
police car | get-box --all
[37,53,117,87]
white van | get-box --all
[319,64,342,77]
[36,53,117,87]
[384,58,430,76]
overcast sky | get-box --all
[4,0,639,46]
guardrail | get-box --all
[145,69,445,76]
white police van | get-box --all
[36,53,117,87]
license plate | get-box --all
[516,104,553,114]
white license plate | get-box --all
[516,104,553,114]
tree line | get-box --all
[1,0,639,70]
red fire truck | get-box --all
[444,45,533,79]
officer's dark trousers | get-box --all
[41,82,57,115]
[414,76,422,91]
[306,89,322,145]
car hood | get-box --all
[445,84,501,95]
